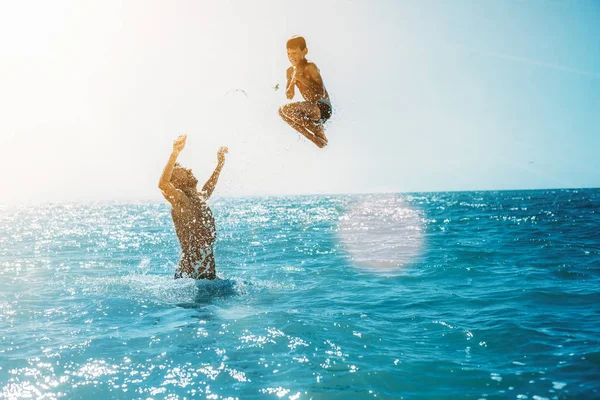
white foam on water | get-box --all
[74,273,203,304]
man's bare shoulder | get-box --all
[198,190,211,202]
[164,188,192,207]
[286,66,294,77]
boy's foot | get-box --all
[314,136,328,148]
[306,125,328,148]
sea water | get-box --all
[1,189,599,399]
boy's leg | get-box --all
[281,101,320,119]
[279,102,328,147]
[305,120,327,141]
[279,112,327,148]
[283,102,328,141]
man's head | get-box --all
[171,163,198,189]
[286,36,308,67]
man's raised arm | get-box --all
[201,146,228,200]
[158,135,186,204]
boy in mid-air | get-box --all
[279,36,332,148]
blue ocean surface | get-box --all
[1,189,599,399]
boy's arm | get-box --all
[285,67,295,99]
[159,136,187,205]
[201,146,228,200]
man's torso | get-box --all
[171,192,216,276]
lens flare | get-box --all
[338,196,424,275]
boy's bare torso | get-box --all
[287,62,329,103]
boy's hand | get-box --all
[290,68,298,84]
[291,65,310,87]
[217,146,228,164]
[173,135,187,153]
[292,65,305,81]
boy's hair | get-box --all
[286,36,306,50]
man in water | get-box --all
[279,35,332,148]
[158,135,228,279]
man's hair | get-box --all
[171,162,184,183]
[286,36,306,50]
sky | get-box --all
[0,0,599,203]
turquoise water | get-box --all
[1,190,599,399]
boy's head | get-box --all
[171,163,198,189]
[286,36,308,67]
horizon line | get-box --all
[1,186,598,206]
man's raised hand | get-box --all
[217,146,228,164]
[173,135,187,153]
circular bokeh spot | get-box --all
[338,196,424,275]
